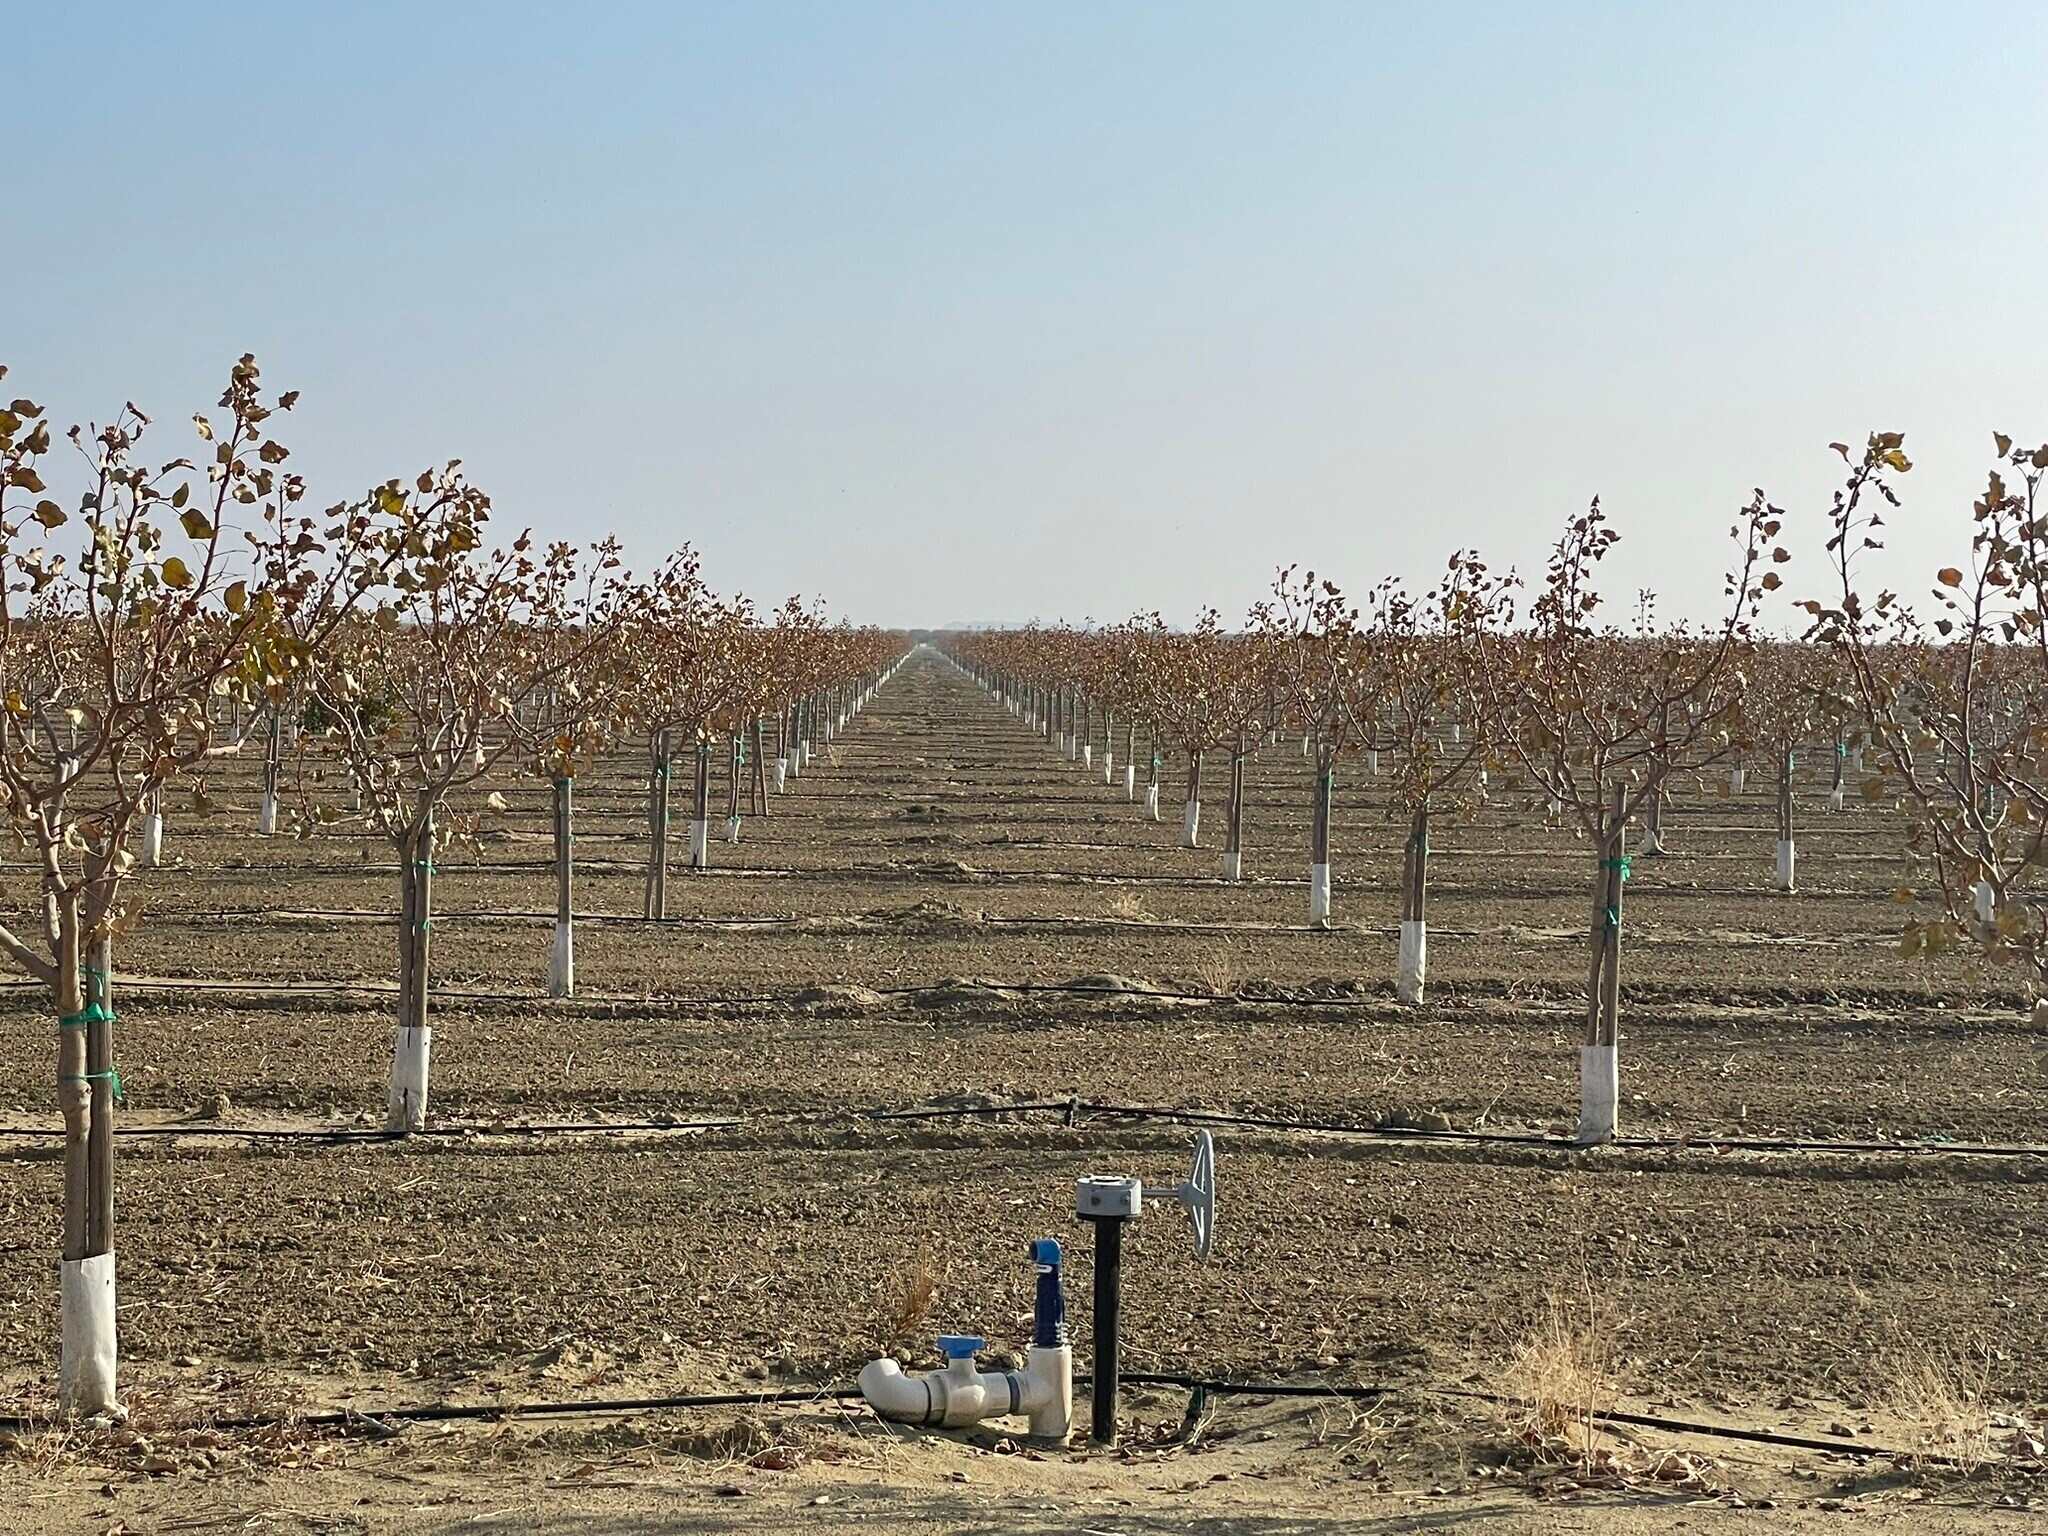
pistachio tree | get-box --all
[298,477,625,1130]
[1809,432,2048,1017]
[0,356,366,1417]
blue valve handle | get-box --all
[936,1335,986,1360]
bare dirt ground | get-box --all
[2,648,2044,1532]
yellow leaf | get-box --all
[162,555,193,589]
[224,580,248,614]
[180,508,214,540]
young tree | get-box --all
[501,566,632,997]
[1256,570,1372,928]
[1362,562,1495,1003]
[1469,494,1778,1143]
[299,479,625,1130]
[0,356,358,1417]
[1809,431,2048,1019]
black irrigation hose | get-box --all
[0,1373,1909,1460]
[4,1093,2045,1162]
[1077,1099,2048,1159]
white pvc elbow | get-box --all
[859,1345,1071,1440]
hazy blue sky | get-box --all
[12,3,2045,629]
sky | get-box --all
[10,2,2045,631]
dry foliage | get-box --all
[1501,1290,1618,1462]
[1192,950,1241,997]
[881,1247,940,1345]
[1884,1341,1997,1472]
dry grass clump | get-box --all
[1501,1291,1618,1463]
[1884,1342,1996,1472]
[881,1246,941,1346]
[1192,951,1241,997]
[1108,889,1150,921]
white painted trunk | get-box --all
[548,919,574,998]
[1976,879,1997,926]
[1731,767,1746,794]
[1144,783,1160,820]
[1365,749,1379,775]
[59,1252,120,1421]
[1849,745,1864,772]
[1577,1043,1618,1145]
[1774,838,1796,892]
[1102,752,1114,784]
[1082,744,1092,769]
[1309,863,1331,927]
[725,814,742,844]
[1124,765,1136,799]
[1828,786,1844,813]
[1220,849,1242,881]
[1639,823,1664,856]
[387,1025,432,1132]
[1397,918,1426,1004]
[689,818,710,868]
[775,759,788,791]
[1181,800,1201,848]
[258,790,278,836]
[140,811,164,868]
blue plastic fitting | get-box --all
[1030,1238,1067,1347]
[936,1334,985,1362]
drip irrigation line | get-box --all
[3,1093,2043,1162]
[1074,1100,2048,1159]
[0,1373,1909,1460]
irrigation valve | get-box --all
[857,1239,1073,1442]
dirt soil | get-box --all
[2,648,2044,1532]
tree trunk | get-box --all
[259,712,281,835]
[1309,760,1334,928]
[1775,746,1796,891]
[751,718,769,815]
[1221,733,1246,880]
[549,776,574,998]
[1397,803,1429,1003]
[1579,779,1626,1144]
[690,736,712,868]
[1182,749,1203,847]
[55,886,120,1419]
[388,804,435,1133]
[644,733,672,917]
